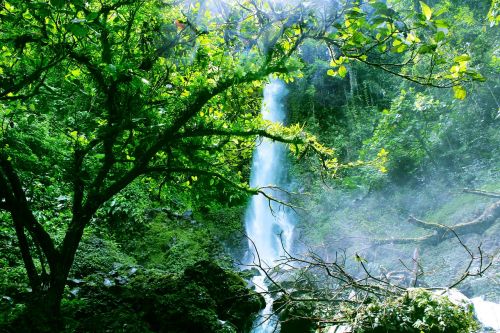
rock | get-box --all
[273,295,316,333]
[431,288,471,307]
[103,278,114,287]
[432,288,500,332]
[182,210,193,220]
[182,260,265,331]
[239,268,260,280]
[65,260,264,332]
[325,326,352,333]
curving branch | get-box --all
[373,199,500,246]
[0,154,59,271]
[446,227,494,289]
[175,128,304,145]
[463,188,500,198]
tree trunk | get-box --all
[14,214,91,332]
[25,290,63,332]
[22,246,83,332]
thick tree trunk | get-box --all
[12,211,91,332]
[21,274,68,332]
[34,216,91,332]
[23,238,85,332]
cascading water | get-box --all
[244,79,294,333]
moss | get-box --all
[57,260,263,333]
[126,214,220,273]
[71,233,136,278]
[273,295,316,333]
[424,193,491,226]
[182,260,265,331]
[342,289,479,333]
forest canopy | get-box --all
[0,0,497,332]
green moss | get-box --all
[72,233,136,277]
[424,193,491,226]
[342,289,479,333]
[58,260,264,333]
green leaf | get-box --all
[434,20,450,28]
[86,12,99,21]
[420,1,432,20]
[327,69,336,76]
[433,7,448,18]
[50,0,65,8]
[434,31,445,42]
[454,54,471,63]
[338,65,348,78]
[417,44,436,54]
[393,44,407,53]
[67,23,88,37]
[465,70,486,82]
[453,85,466,100]
[70,69,81,77]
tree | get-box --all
[0,0,483,330]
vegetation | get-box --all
[343,289,479,333]
[0,0,497,332]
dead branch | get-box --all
[446,227,495,289]
[242,226,495,332]
[373,199,500,245]
[463,188,500,198]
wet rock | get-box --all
[182,210,193,220]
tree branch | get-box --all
[0,154,58,271]
[373,200,500,245]
[463,188,500,198]
[176,128,304,145]
[0,54,64,100]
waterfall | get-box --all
[244,78,295,333]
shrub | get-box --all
[343,289,479,333]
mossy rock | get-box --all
[273,295,316,333]
[344,289,479,333]
[58,260,263,332]
[182,260,265,331]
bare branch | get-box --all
[463,188,500,198]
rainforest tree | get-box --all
[0,0,484,330]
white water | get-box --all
[471,297,500,331]
[244,79,294,333]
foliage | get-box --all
[71,232,135,278]
[360,89,443,182]
[0,0,493,329]
[342,289,479,333]
[488,0,500,26]
[124,213,220,272]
